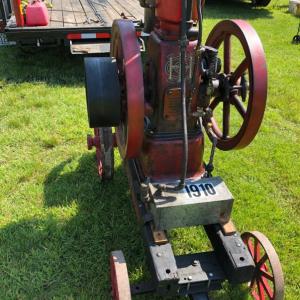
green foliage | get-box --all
[0,0,299,299]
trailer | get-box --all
[0,0,144,54]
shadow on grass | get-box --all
[0,153,146,298]
[204,0,273,20]
[0,153,251,299]
[0,46,85,86]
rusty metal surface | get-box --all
[151,226,168,245]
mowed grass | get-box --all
[0,0,299,299]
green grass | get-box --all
[0,0,299,299]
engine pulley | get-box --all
[85,57,121,128]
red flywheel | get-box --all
[205,19,267,150]
[110,20,144,159]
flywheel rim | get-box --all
[110,19,144,159]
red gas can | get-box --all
[26,0,49,26]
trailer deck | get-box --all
[49,0,142,29]
[3,0,144,50]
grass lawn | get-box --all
[0,0,299,299]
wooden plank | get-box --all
[63,12,77,27]
[79,0,105,26]
[50,11,63,25]
[50,0,63,26]
[90,1,116,25]
[48,0,144,28]
[62,0,77,27]
[73,11,88,26]
[107,0,143,20]
[69,0,87,26]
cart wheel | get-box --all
[110,250,131,300]
[241,231,284,300]
[90,127,114,180]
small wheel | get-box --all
[252,0,271,7]
[94,127,114,180]
[111,19,144,159]
[241,231,284,300]
[110,250,131,300]
[205,20,267,150]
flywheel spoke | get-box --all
[210,97,221,110]
[231,95,246,118]
[222,101,230,138]
[223,34,231,74]
[230,58,248,84]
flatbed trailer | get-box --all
[0,0,144,54]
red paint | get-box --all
[206,19,267,150]
[66,31,141,40]
[155,0,182,36]
[66,33,81,40]
[26,0,49,26]
[96,32,111,39]
[137,21,205,181]
[12,0,24,27]
[140,134,205,181]
[111,20,144,159]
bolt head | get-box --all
[156,252,162,257]
[208,273,214,277]
[188,276,192,281]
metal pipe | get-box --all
[175,0,188,190]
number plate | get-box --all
[184,181,218,199]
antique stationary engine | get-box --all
[84,0,284,299]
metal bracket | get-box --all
[205,224,255,284]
